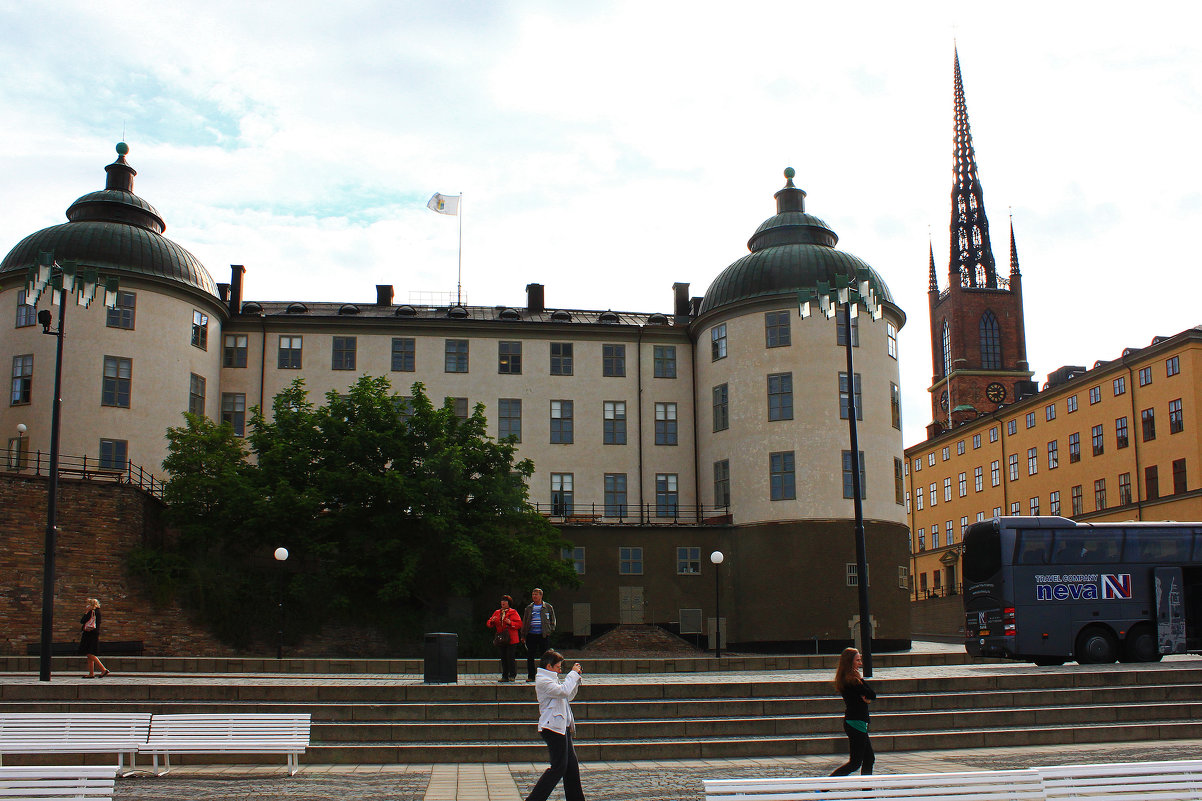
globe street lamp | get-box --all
[710,550,725,658]
[274,547,289,661]
[13,423,26,469]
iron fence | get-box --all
[4,449,165,500]
[531,502,732,526]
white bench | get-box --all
[704,767,1047,800]
[0,713,151,772]
[0,765,119,800]
[1037,759,1202,800]
[139,713,310,775]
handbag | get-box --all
[493,631,506,647]
[84,614,96,632]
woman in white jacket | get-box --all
[525,649,585,801]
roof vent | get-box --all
[286,303,308,314]
[241,301,262,314]
[448,305,468,318]
[647,313,668,325]
[599,311,619,324]
[499,308,520,320]
[339,304,360,315]
[396,305,417,316]
[551,310,571,321]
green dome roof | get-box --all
[0,144,218,299]
[699,171,894,315]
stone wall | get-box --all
[910,593,965,640]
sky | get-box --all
[3,1,1201,447]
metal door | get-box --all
[619,586,644,624]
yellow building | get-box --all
[906,326,1202,601]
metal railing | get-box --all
[4,450,165,500]
[532,502,732,526]
[912,583,963,602]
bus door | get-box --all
[1155,567,1187,655]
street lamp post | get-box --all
[274,547,289,660]
[710,550,724,658]
[14,423,26,469]
[800,269,884,677]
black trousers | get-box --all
[525,728,584,801]
[525,633,549,680]
[498,642,516,679]
[830,721,874,776]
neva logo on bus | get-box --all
[1035,573,1132,601]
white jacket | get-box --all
[534,666,581,734]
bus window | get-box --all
[963,522,1002,581]
[1050,531,1121,564]
[1123,530,1191,563]
[1014,530,1051,565]
[1195,534,1202,561]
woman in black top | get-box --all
[78,598,109,678]
[830,647,875,776]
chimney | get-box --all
[690,296,703,317]
[376,284,394,306]
[216,283,231,304]
[526,283,545,314]
[672,282,690,322]
[229,265,245,316]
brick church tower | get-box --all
[927,50,1035,438]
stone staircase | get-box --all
[581,625,701,655]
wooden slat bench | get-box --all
[0,765,119,800]
[704,767,1047,801]
[140,713,310,776]
[1037,759,1202,800]
[0,713,151,771]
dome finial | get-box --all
[116,142,129,157]
[783,167,795,186]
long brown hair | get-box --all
[833,647,862,692]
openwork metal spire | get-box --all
[1008,216,1021,277]
[928,239,938,292]
[949,48,998,289]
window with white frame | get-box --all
[677,547,701,575]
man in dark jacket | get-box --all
[521,588,557,682]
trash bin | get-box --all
[423,632,458,684]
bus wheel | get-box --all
[1033,656,1065,666]
[1121,627,1162,663]
[1076,627,1119,664]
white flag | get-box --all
[427,193,459,215]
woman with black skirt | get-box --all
[830,647,875,776]
[78,598,110,678]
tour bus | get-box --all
[962,516,1202,665]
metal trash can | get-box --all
[423,632,458,684]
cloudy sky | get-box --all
[3,2,1200,446]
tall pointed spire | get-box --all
[928,238,938,292]
[1008,216,1021,277]
[949,47,998,289]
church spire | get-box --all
[950,47,998,289]
[928,238,938,292]
[1008,215,1021,277]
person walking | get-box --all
[521,587,556,682]
[830,646,875,776]
[78,598,110,679]
[487,595,522,682]
[525,649,585,801]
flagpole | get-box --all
[457,193,463,306]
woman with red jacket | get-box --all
[487,595,523,682]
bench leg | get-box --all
[288,752,298,776]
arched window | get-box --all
[941,321,951,377]
[980,310,1002,369]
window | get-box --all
[940,476,950,502]
[221,393,246,436]
[1116,417,1129,449]
[1138,367,1152,387]
[711,323,727,360]
[7,434,28,469]
[941,321,951,377]
[1026,411,1036,429]
[10,355,32,406]
[838,372,862,420]
[960,516,969,539]
[1010,501,1021,515]
[896,459,906,505]
[979,310,1001,369]
[1141,464,1160,502]
[15,289,37,328]
[1046,404,1056,422]
[654,402,678,445]
[278,336,302,369]
[929,453,936,466]
[942,447,950,462]
[847,563,869,587]
[836,315,859,347]
[1091,425,1104,456]
[333,336,357,370]
[890,383,902,429]
[222,334,248,368]
[98,439,127,471]
[191,310,208,350]
[918,531,926,551]
[1069,433,1081,463]
[1030,496,1040,515]
[445,339,469,373]
[188,373,205,416]
[898,565,909,589]
[452,399,469,422]
[101,356,131,408]
[551,473,574,516]
[498,398,522,442]
[991,460,1000,487]
[604,473,627,518]
[677,547,701,575]
[974,466,983,492]
[1170,399,1184,434]
[562,546,585,574]
[497,341,521,374]
[1027,447,1038,475]
[991,508,1001,519]
[603,401,626,445]
[1008,453,1019,481]
[1067,395,1078,413]
[916,486,924,510]
[1167,356,1181,377]
[957,440,965,455]
[1141,408,1156,441]
[958,471,967,497]
[602,344,625,377]
[1115,376,1127,395]
[929,482,937,507]
[989,426,999,443]
[770,451,796,500]
[1089,386,1101,405]
[765,310,791,347]
[1119,473,1132,506]
[549,342,573,375]
[1048,440,1059,469]
[1007,419,1017,436]
[1173,459,1188,494]
[714,460,731,508]
[104,291,134,329]
[655,473,679,517]
[550,400,574,444]
[1094,479,1107,511]
[619,546,643,575]
[654,345,677,378]
[973,433,981,449]
[712,384,729,432]
[843,450,867,499]
[887,323,898,359]
[914,457,921,472]
[769,373,794,421]
[1050,491,1061,516]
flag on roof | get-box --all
[427,193,459,215]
